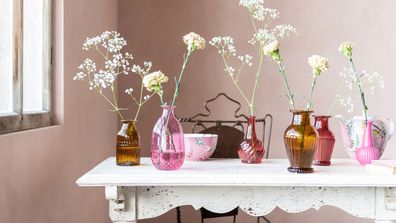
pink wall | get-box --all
[118,0,396,222]
[0,0,118,222]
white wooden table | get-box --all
[76,158,396,223]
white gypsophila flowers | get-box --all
[263,40,279,55]
[249,25,296,45]
[143,95,151,101]
[143,71,169,92]
[92,70,117,90]
[238,55,253,66]
[105,53,133,75]
[336,95,354,113]
[308,55,329,75]
[83,31,127,53]
[225,66,236,76]
[183,32,206,51]
[239,0,266,21]
[209,36,237,56]
[125,88,134,95]
[131,61,153,76]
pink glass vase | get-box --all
[313,116,335,166]
[151,106,185,170]
[356,120,380,165]
[237,116,265,164]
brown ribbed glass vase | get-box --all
[116,120,141,166]
[313,115,335,166]
[284,110,318,173]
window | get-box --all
[0,0,52,134]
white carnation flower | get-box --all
[183,32,206,50]
[143,71,169,92]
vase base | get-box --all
[313,160,331,166]
[116,161,140,166]
[288,167,314,174]
[241,160,262,164]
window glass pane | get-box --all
[23,0,44,112]
[0,0,13,114]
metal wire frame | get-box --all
[179,92,273,159]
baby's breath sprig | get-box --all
[210,1,296,115]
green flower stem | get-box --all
[220,55,251,107]
[170,49,193,107]
[250,43,265,116]
[349,58,368,123]
[306,75,317,111]
[98,91,125,120]
[133,82,145,121]
[278,62,296,110]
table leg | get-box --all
[105,186,137,223]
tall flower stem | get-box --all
[306,75,317,111]
[250,44,265,115]
[349,58,368,123]
[170,49,193,107]
[278,62,296,110]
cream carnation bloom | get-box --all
[263,40,280,55]
[183,32,206,50]
[143,71,168,92]
[338,42,355,52]
[308,55,329,75]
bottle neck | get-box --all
[246,116,257,139]
[161,106,176,118]
[362,120,374,147]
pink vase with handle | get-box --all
[355,120,380,165]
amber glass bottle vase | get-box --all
[116,120,141,166]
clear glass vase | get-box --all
[116,120,141,166]
[151,106,185,170]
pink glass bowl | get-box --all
[184,134,218,161]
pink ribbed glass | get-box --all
[313,116,335,166]
[151,106,185,170]
[356,120,380,165]
[237,116,265,164]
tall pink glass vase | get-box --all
[356,120,380,165]
[313,116,335,166]
[151,106,185,170]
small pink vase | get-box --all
[355,120,380,165]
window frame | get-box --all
[0,0,52,134]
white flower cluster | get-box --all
[125,88,134,95]
[336,67,384,112]
[131,61,153,76]
[249,25,296,45]
[225,66,236,77]
[238,54,253,66]
[92,70,117,89]
[335,95,354,113]
[82,31,127,53]
[209,36,237,56]
[105,52,133,75]
[239,0,266,21]
[73,59,96,81]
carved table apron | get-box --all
[76,158,396,223]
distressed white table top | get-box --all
[76,157,396,187]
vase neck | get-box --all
[246,116,257,139]
[161,106,176,118]
[292,111,312,126]
[362,120,374,147]
[314,116,330,130]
